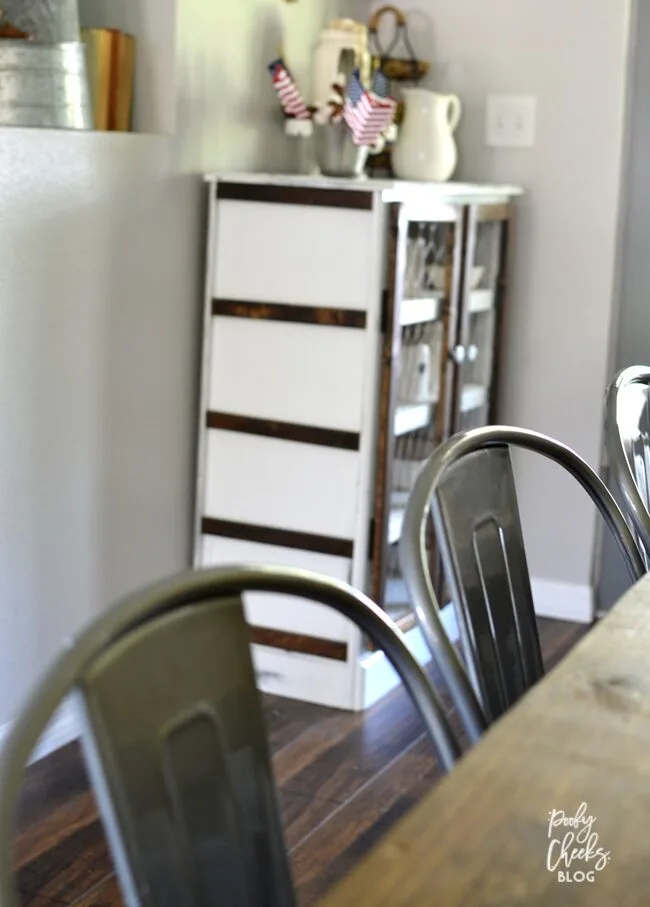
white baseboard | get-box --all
[0,697,81,765]
[531,577,593,624]
[361,602,458,709]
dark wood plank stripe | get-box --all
[216,181,374,211]
[265,694,334,752]
[212,298,367,329]
[17,819,113,905]
[202,518,354,559]
[250,627,347,661]
[206,412,360,451]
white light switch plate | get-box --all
[486,95,537,147]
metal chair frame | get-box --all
[605,365,650,564]
[0,565,461,907]
[400,425,645,745]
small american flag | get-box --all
[371,70,390,99]
[343,70,397,147]
[268,59,310,120]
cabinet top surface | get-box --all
[204,172,523,204]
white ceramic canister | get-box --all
[312,21,370,109]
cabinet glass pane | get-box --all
[454,217,507,433]
[381,218,457,624]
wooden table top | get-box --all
[320,574,650,906]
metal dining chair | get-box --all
[400,425,645,745]
[0,564,460,907]
[605,365,650,565]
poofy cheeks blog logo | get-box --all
[546,802,611,883]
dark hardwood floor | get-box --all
[12,618,587,906]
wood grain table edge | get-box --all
[318,577,650,906]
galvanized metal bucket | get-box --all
[0,41,92,129]
[314,121,369,178]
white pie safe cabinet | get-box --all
[194,174,521,710]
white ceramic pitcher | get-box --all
[393,89,462,182]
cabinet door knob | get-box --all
[467,344,479,362]
[450,344,466,365]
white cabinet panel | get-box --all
[204,430,360,539]
[201,535,354,642]
[209,317,367,432]
[213,200,373,309]
[252,646,354,709]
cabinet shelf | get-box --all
[395,384,486,437]
[400,294,443,326]
[394,402,432,436]
[469,288,494,314]
[387,491,410,545]
[461,384,487,412]
[388,507,405,545]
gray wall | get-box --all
[0,0,364,728]
[370,0,632,601]
[609,0,650,372]
[174,0,367,172]
[0,131,202,726]
[598,0,650,609]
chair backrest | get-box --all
[605,366,650,564]
[432,444,543,725]
[0,565,461,907]
[400,426,645,742]
[80,599,289,907]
